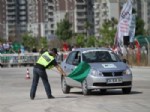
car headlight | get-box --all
[123,68,132,75]
[90,69,103,77]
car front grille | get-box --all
[102,72,123,77]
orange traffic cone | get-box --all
[26,68,30,79]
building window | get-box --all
[51,24,54,28]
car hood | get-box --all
[89,62,128,72]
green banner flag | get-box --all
[67,62,91,82]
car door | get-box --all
[64,51,81,87]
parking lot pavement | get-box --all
[0,67,150,112]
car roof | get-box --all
[73,47,112,52]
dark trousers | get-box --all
[30,67,52,98]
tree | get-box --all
[76,34,85,47]
[56,18,72,41]
[39,37,48,49]
[135,17,145,36]
[22,34,37,51]
[145,28,150,36]
[86,36,95,47]
[99,18,117,47]
[0,37,5,43]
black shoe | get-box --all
[30,94,35,100]
[48,95,55,99]
[30,96,34,100]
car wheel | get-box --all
[82,79,91,95]
[100,89,107,94]
[122,87,131,94]
[61,76,70,94]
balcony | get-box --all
[76,0,86,5]
[7,6,15,10]
[7,17,16,21]
[20,17,26,20]
[19,0,26,5]
[47,15,54,20]
[19,11,26,15]
[77,21,85,26]
[20,27,27,31]
[19,6,26,10]
[47,2,54,7]
[9,25,16,30]
[7,12,16,16]
[48,12,54,16]
[76,8,86,12]
[7,2,15,5]
[7,22,15,26]
[48,18,54,22]
[76,29,85,34]
[20,21,26,25]
[76,14,86,19]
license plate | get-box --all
[107,78,122,84]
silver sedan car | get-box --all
[61,48,132,95]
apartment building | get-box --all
[54,0,75,33]
[26,0,55,39]
[140,0,150,30]
[0,0,6,40]
[43,0,55,38]
[74,0,87,35]
[99,0,120,26]
[0,0,150,41]
[93,0,101,38]
[27,0,39,37]
[6,0,28,41]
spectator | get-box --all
[0,42,4,53]
[3,41,10,52]
[39,47,45,54]
[32,47,37,53]
[72,44,77,51]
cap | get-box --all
[51,48,58,55]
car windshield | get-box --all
[82,50,121,63]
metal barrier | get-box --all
[0,51,70,67]
[0,53,39,67]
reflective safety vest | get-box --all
[36,51,54,67]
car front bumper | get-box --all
[86,75,132,90]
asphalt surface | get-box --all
[0,66,150,112]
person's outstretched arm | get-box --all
[55,65,66,76]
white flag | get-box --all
[114,0,133,55]
[129,14,136,42]
[118,0,133,45]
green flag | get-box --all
[67,62,91,82]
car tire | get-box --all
[0,64,3,68]
[82,79,91,95]
[61,76,70,94]
[122,87,131,94]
